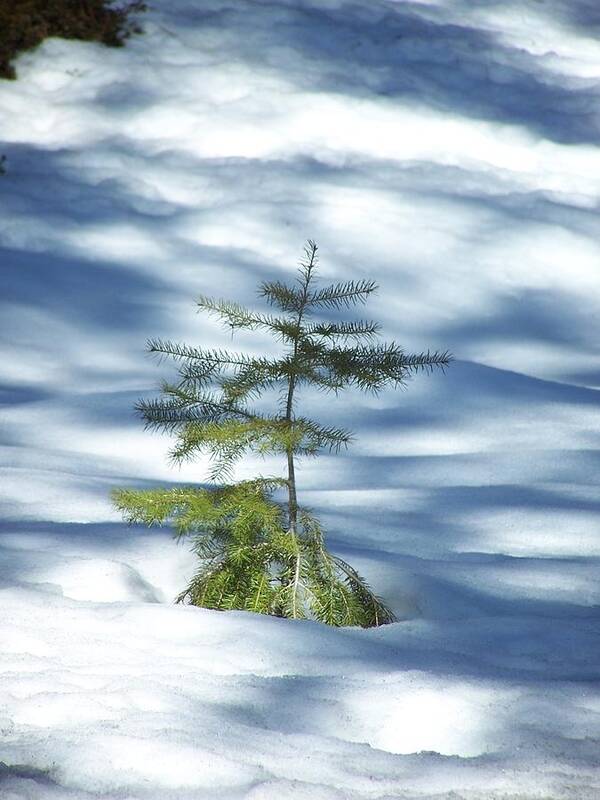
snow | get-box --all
[1,0,600,797]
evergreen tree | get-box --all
[113,242,451,627]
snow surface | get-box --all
[1,0,600,797]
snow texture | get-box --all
[1,0,600,797]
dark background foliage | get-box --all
[0,0,146,79]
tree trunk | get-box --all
[285,373,298,536]
[284,241,317,537]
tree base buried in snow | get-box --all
[113,241,450,627]
[113,480,395,627]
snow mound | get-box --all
[35,557,162,603]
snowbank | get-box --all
[1,0,599,797]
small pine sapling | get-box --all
[113,242,451,627]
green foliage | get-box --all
[114,241,451,627]
[0,0,146,80]
[113,481,394,626]
[0,155,5,175]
